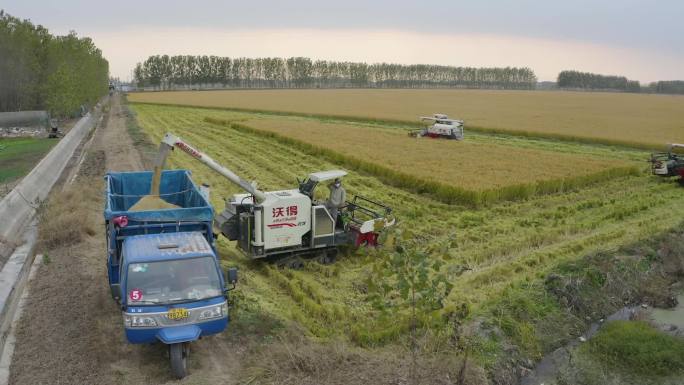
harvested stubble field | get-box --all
[127,89,684,147]
[130,103,684,357]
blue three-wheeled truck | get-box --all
[104,169,237,378]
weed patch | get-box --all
[584,321,684,376]
[37,184,99,250]
[122,96,156,167]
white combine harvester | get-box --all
[651,143,684,184]
[153,133,395,266]
[410,114,464,140]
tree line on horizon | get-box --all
[133,55,538,90]
[555,71,684,95]
[557,70,641,92]
[0,10,109,117]
[651,81,684,95]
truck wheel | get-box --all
[169,342,189,379]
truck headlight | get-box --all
[124,314,158,328]
[199,303,227,320]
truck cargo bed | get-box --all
[104,169,216,297]
[105,169,213,222]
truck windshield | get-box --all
[126,256,222,305]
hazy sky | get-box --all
[3,1,683,82]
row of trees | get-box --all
[0,10,109,116]
[557,71,684,95]
[133,55,538,90]
[650,81,684,95]
[557,70,641,92]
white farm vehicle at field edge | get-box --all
[410,114,464,140]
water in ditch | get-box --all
[650,293,684,330]
[521,293,684,385]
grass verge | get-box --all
[122,95,156,168]
[36,175,99,251]
[584,321,684,376]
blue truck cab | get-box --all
[104,170,236,378]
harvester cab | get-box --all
[651,143,684,183]
[298,170,394,242]
[410,113,464,140]
[156,133,395,265]
[298,170,347,201]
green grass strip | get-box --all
[204,117,641,207]
[584,320,684,376]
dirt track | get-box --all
[8,94,241,385]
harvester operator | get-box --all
[326,178,346,224]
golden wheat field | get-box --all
[128,89,684,147]
[239,117,632,191]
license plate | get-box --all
[167,308,189,320]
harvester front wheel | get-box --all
[170,342,189,379]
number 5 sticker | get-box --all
[129,288,143,302]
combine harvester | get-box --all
[410,113,464,140]
[155,132,395,264]
[651,143,684,184]
[104,133,394,377]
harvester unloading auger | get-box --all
[151,133,395,264]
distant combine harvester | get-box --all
[409,114,464,140]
